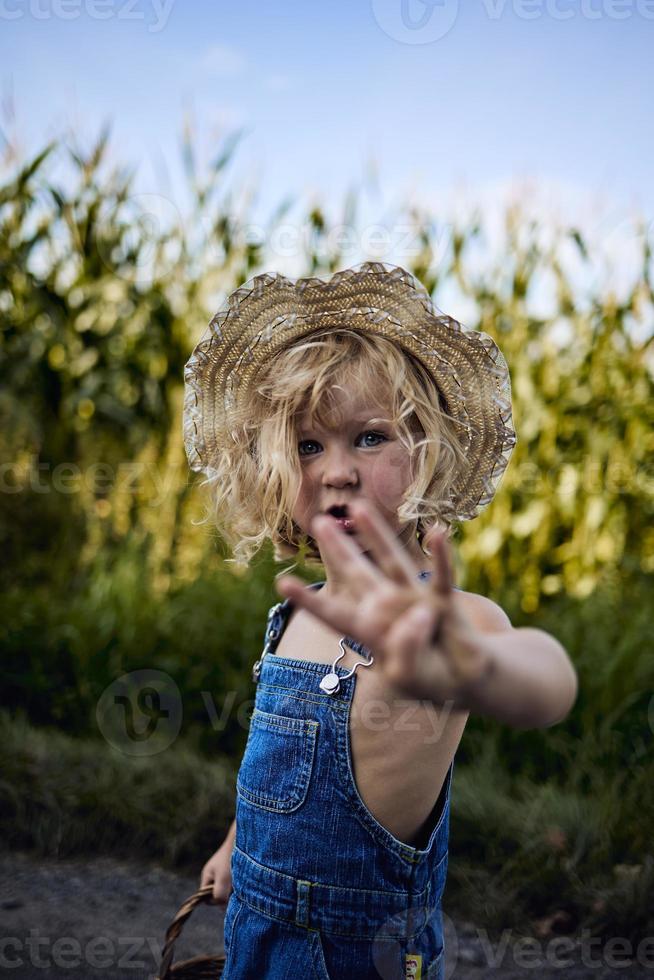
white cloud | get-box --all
[200,43,247,77]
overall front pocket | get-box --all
[236,709,319,813]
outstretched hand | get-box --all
[274,499,491,704]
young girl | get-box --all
[185,262,578,979]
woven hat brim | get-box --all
[183,261,517,521]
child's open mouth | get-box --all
[330,516,356,533]
[324,505,356,534]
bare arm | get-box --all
[445,623,578,729]
[275,501,578,733]
[424,591,576,729]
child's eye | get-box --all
[359,430,387,447]
[298,440,320,457]
[297,431,387,457]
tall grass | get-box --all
[0,709,236,866]
[1,129,653,937]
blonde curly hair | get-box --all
[194,329,466,570]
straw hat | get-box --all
[183,261,517,521]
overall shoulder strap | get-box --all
[263,582,325,653]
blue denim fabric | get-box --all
[223,572,454,979]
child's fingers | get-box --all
[348,499,420,587]
[274,573,311,602]
[310,514,382,592]
[275,574,364,640]
[274,574,328,616]
[425,529,455,597]
[212,880,231,904]
[383,603,436,688]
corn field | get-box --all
[1,129,653,937]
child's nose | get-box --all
[321,446,358,486]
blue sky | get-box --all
[2,0,653,275]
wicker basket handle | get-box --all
[157,885,227,979]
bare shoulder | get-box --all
[453,589,513,633]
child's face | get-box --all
[291,386,423,560]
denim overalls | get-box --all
[222,572,454,980]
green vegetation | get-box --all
[1,129,653,940]
[0,709,236,867]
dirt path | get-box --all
[0,850,650,978]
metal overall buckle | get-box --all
[319,638,374,696]
[252,629,277,682]
[252,605,282,682]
